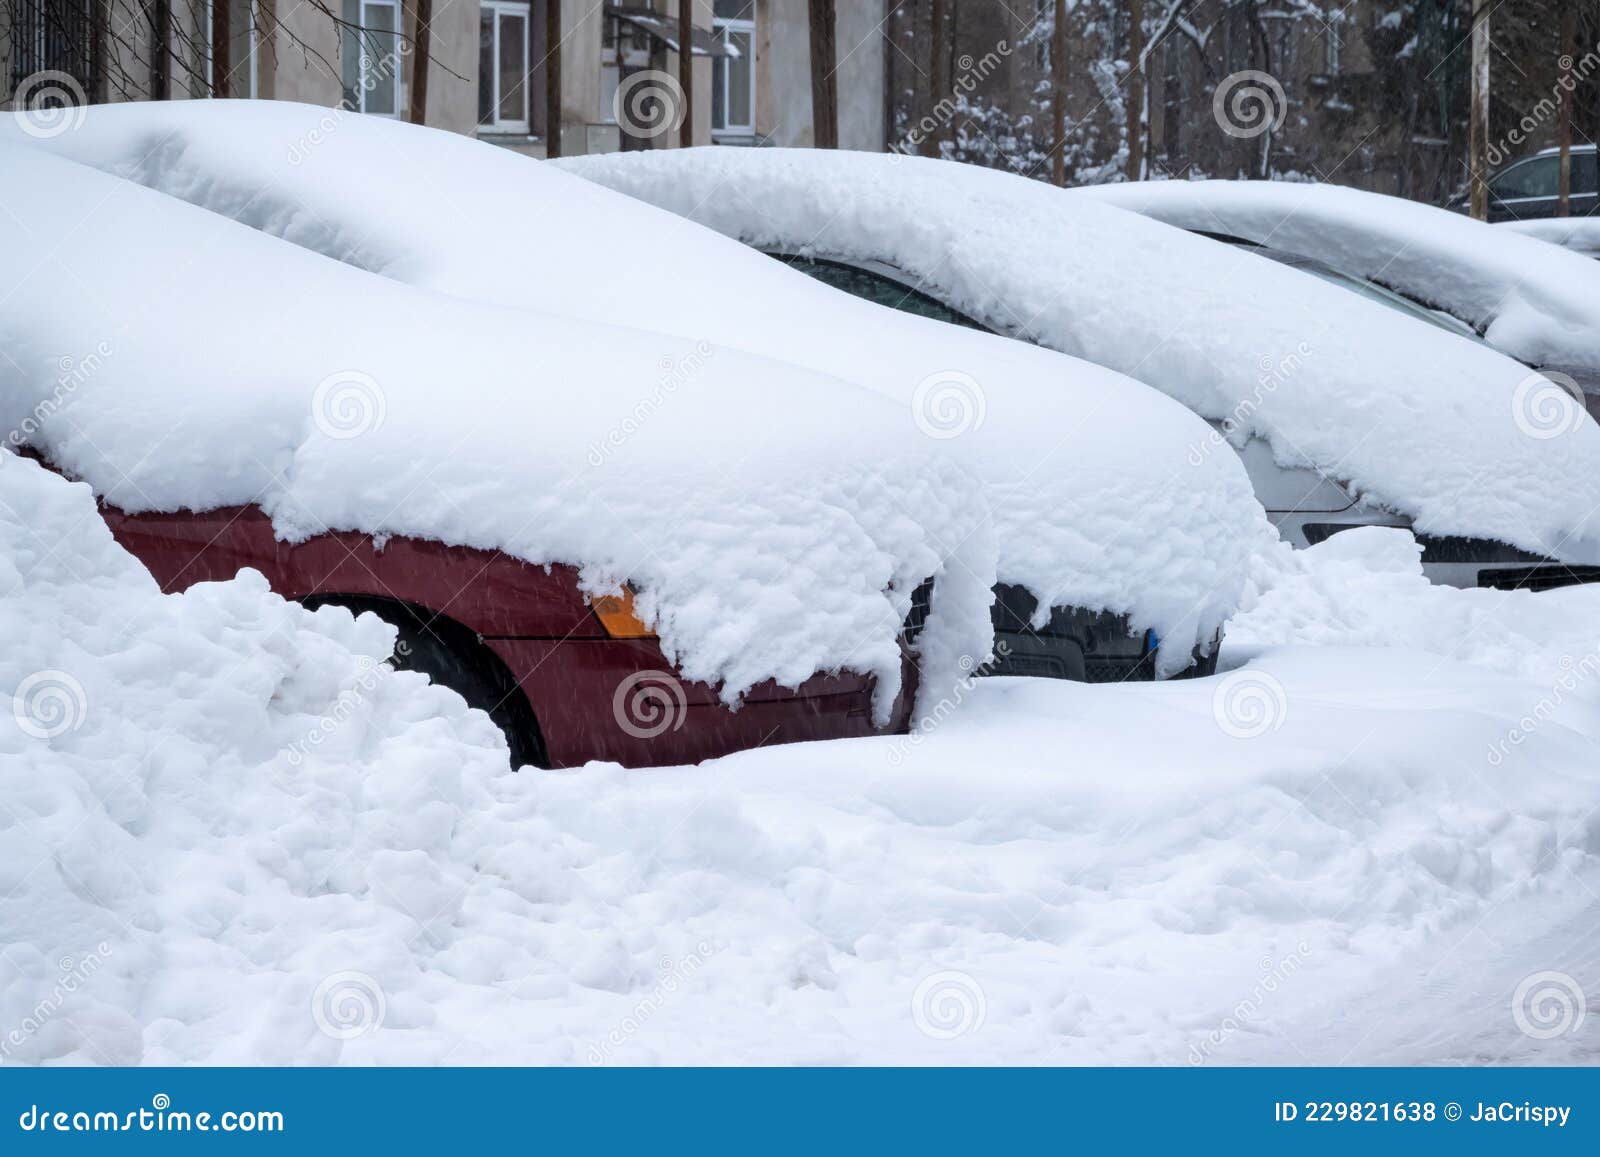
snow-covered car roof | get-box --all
[1499,217,1600,260]
[558,147,1600,566]
[5,102,1278,673]
[0,137,1004,716]
[1077,178,1600,376]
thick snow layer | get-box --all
[1081,179,1600,375]
[5,102,1278,669]
[1501,217,1600,260]
[0,138,998,715]
[8,454,1598,1065]
[558,147,1600,564]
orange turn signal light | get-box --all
[591,588,656,639]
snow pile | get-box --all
[0,450,513,1064]
[560,147,1600,564]
[0,137,998,714]
[5,101,1277,669]
[1501,217,1600,260]
[1231,527,1600,723]
[1081,179,1600,375]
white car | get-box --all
[2,102,1277,683]
[562,148,1600,594]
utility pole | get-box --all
[1468,0,1490,220]
[410,0,433,124]
[1125,0,1145,180]
[809,0,838,147]
[211,0,230,96]
[1051,0,1067,185]
[679,0,694,147]
[923,0,946,156]
[546,0,562,157]
[1557,3,1576,217]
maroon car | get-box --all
[95,499,917,770]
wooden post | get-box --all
[679,0,694,147]
[1125,0,1144,180]
[1557,3,1576,217]
[409,0,433,124]
[1468,0,1490,221]
[922,0,945,156]
[211,0,230,96]
[1051,0,1067,185]
[809,0,837,147]
[545,0,562,156]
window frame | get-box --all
[201,0,261,98]
[345,0,404,117]
[479,0,532,134]
[711,12,756,140]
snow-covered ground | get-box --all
[5,453,1597,1066]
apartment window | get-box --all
[8,0,100,97]
[600,10,652,128]
[341,0,403,116]
[711,0,754,139]
[479,0,530,133]
[195,0,260,98]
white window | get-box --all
[199,0,260,98]
[342,0,403,116]
[711,0,754,140]
[479,0,530,133]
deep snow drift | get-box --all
[1080,178,1600,378]
[0,137,1001,715]
[4,101,1282,669]
[6,454,1598,1065]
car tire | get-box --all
[302,596,547,768]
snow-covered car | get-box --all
[6,101,1277,686]
[3,136,1015,769]
[1079,178,1600,430]
[559,148,1600,593]
[1500,216,1600,261]
[1445,143,1598,221]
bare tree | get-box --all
[679,0,694,147]
[1557,2,1576,217]
[1125,0,1145,180]
[809,0,838,147]
[1468,0,1490,220]
[409,0,433,124]
[1051,0,1067,185]
[546,0,562,157]
[922,0,946,156]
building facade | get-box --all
[1,0,890,156]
